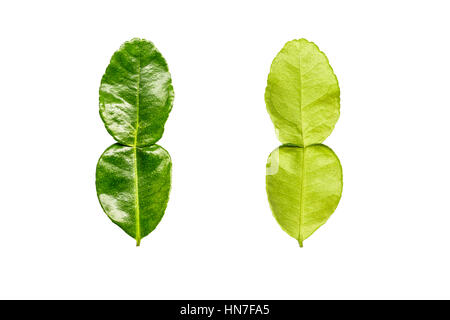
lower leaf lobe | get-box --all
[96,143,171,244]
[266,144,342,246]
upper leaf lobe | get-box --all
[99,38,174,147]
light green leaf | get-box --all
[265,39,340,146]
[99,38,174,147]
[96,143,171,246]
[266,144,342,247]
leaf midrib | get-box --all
[133,45,142,246]
[298,46,304,247]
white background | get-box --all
[1,0,449,299]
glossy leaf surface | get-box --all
[96,143,171,245]
[266,144,342,247]
[99,38,174,147]
[265,39,340,146]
